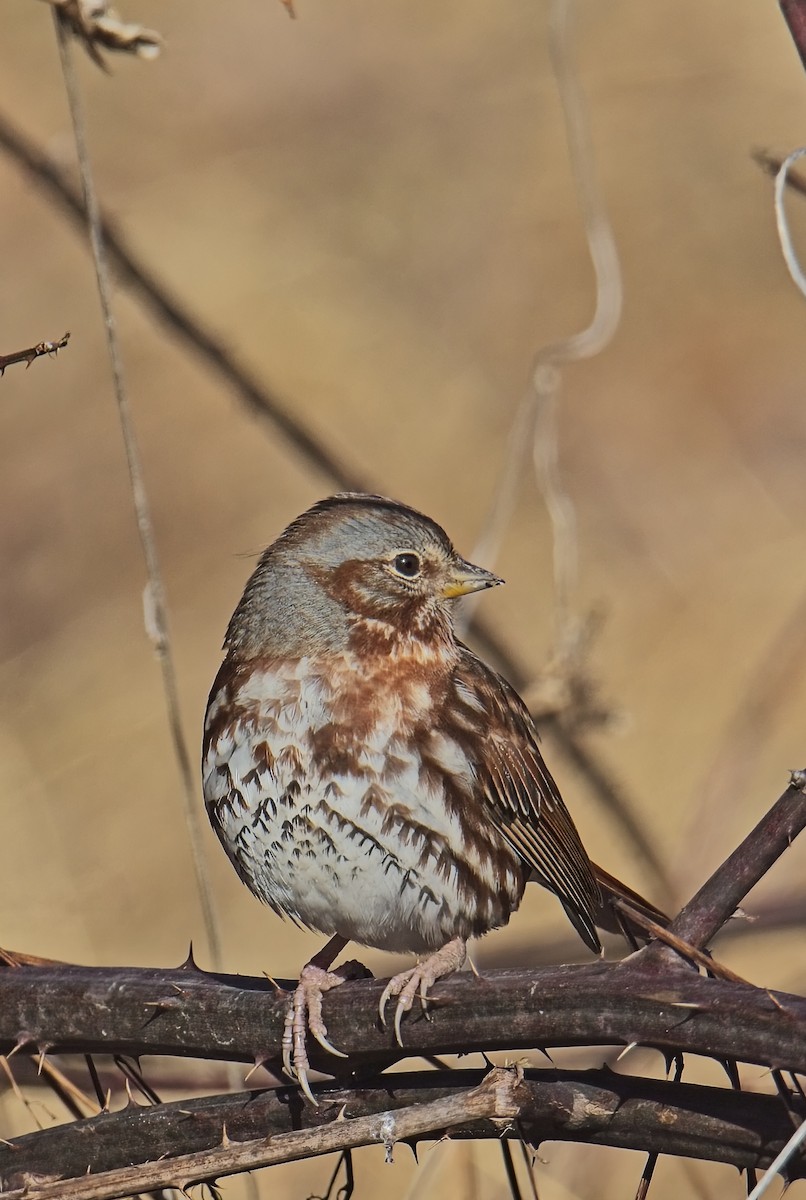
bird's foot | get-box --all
[282,958,368,1104]
[379,936,467,1046]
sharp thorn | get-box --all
[178,942,201,971]
[262,970,286,995]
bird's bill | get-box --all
[442,559,504,598]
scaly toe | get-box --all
[302,975,347,1061]
[281,1002,296,1079]
[281,964,353,1103]
[381,943,467,1045]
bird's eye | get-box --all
[392,552,421,578]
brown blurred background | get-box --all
[1,0,806,1195]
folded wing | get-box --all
[453,646,602,954]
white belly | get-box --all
[203,657,522,952]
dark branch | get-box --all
[0,777,804,1188]
[781,0,806,73]
[4,785,802,1076]
[0,1067,522,1200]
[2,1068,804,1188]
[655,774,806,952]
[1,958,805,1076]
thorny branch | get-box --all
[0,331,69,375]
[2,956,806,1075]
[3,1069,804,1189]
[0,780,804,1192]
[654,769,806,955]
[0,1069,522,1199]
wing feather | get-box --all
[453,645,601,953]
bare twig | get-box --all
[747,1116,806,1199]
[479,886,806,970]
[753,144,806,301]
[41,0,161,66]
[774,148,806,298]
[0,331,69,375]
[471,0,622,635]
[0,1068,523,1199]
[780,0,806,73]
[613,905,749,984]
[532,0,623,632]
[451,0,667,898]
[0,1056,52,1132]
[633,1056,684,1200]
[753,148,806,198]
[34,1056,101,1120]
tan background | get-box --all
[1,0,805,1195]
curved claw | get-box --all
[378,971,419,1045]
[295,1063,317,1106]
[391,977,432,1046]
[311,1026,349,1059]
[393,996,408,1047]
[378,978,399,1029]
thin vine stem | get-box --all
[51,11,223,972]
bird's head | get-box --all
[224,493,503,657]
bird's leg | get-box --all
[379,936,467,1047]
[282,934,370,1104]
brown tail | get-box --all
[592,862,670,948]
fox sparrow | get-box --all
[203,493,658,1101]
